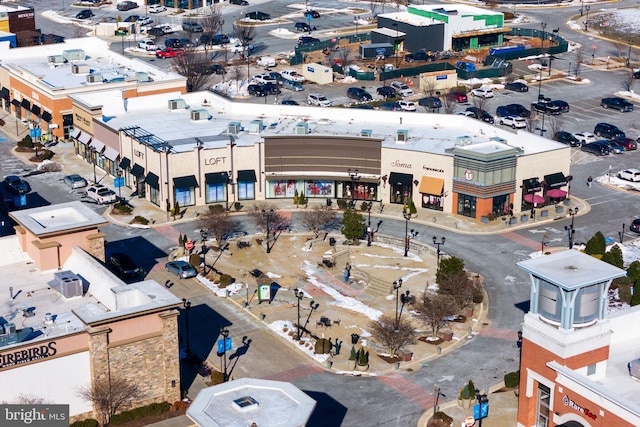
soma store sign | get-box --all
[0,342,57,369]
[563,395,597,420]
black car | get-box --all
[504,82,528,92]
[248,84,267,97]
[496,104,530,118]
[418,96,442,109]
[549,100,570,113]
[376,86,396,97]
[465,107,494,124]
[165,38,182,48]
[581,142,610,156]
[230,0,249,4]
[147,27,165,37]
[594,122,625,139]
[76,9,94,19]
[630,218,640,233]
[246,11,271,21]
[378,102,402,111]
[404,51,434,63]
[304,10,320,18]
[531,100,561,115]
[294,22,311,32]
[554,131,580,147]
[4,175,30,194]
[634,70,640,79]
[211,34,231,45]
[263,82,281,95]
[194,63,226,75]
[281,99,299,105]
[109,252,141,278]
[298,36,320,45]
[347,87,372,101]
[601,97,634,112]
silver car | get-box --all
[64,174,88,189]
[165,260,198,279]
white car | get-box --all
[397,100,416,111]
[85,185,117,205]
[137,39,158,51]
[148,4,166,13]
[455,111,475,117]
[499,116,527,129]
[252,73,277,85]
[390,80,414,97]
[470,87,494,98]
[280,69,305,82]
[308,93,331,107]
[617,168,640,182]
[137,16,152,26]
[574,132,597,145]
[257,56,276,67]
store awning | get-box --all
[523,177,541,193]
[237,169,256,182]
[174,175,199,189]
[523,194,545,204]
[10,99,20,107]
[544,172,567,189]
[131,164,145,178]
[0,87,9,100]
[78,132,91,145]
[119,157,131,169]
[389,172,413,187]
[418,176,444,195]
[205,172,229,185]
[41,111,52,122]
[103,146,119,162]
[145,172,159,188]
[89,138,105,152]
[70,128,81,139]
[547,189,567,199]
[21,99,30,110]
[31,104,41,116]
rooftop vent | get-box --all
[233,396,259,412]
[190,109,210,121]
[490,136,507,144]
[396,129,408,143]
[136,71,150,83]
[228,121,242,135]
[48,55,65,64]
[86,73,103,84]
[248,119,263,134]
[455,135,472,146]
[62,49,86,62]
[72,63,90,74]
[168,98,188,111]
[51,271,83,299]
[294,122,309,135]
[0,322,18,346]
[360,129,372,137]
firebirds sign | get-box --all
[0,342,57,369]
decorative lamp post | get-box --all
[432,236,445,274]
[116,169,122,201]
[294,289,304,340]
[200,229,208,274]
[398,290,411,326]
[474,390,489,426]
[433,385,446,417]
[262,209,274,253]
[393,278,403,329]
[220,327,230,382]
[302,300,320,333]
[585,6,590,31]
[403,211,411,257]
[347,168,360,209]
[182,298,191,354]
[565,207,578,249]
[367,201,373,246]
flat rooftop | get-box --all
[9,201,108,237]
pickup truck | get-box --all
[257,56,276,67]
[155,47,185,59]
[530,101,561,115]
[85,185,117,205]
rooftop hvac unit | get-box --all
[136,71,150,82]
[2,322,16,335]
[490,136,507,143]
[294,122,309,135]
[248,119,263,134]
[360,129,372,137]
[190,109,209,121]
[227,121,241,135]
[168,98,187,110]
[52,271,83,299]
[48,55,65,64]
[396,129,408,143]
[72,63,90,74]
[0,322,17,346]
[86,73,103,83]
[455,135,472,146]
[62,49,86,62]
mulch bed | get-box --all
[418,336,444,345]
[377,354,402,364]
[114,408,187,427]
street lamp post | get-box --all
[402,211,411,256]
[354,17,359,40]
[262,209,274,253]
[116,169,122,201]
[475,390,489,427]
[584,6,591,31]
[619,223,626,244]
[432,236,445,275]
[182,298,191,354]
[392,278,403,328]
[367,201,373,246]
[200,229,209,274]
[564,207,579,249]
[433,385,446,418]
[398,290,411,325]
[294,289,304,340]
[347,168,360,209]
[302,300,320,333]
[220,327,230,381]
[90,146,97,183]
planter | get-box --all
[540,210,549,217]
[464,306,474,318]
[441,330,453,342]
[520,215,529,223]
[480,216,489,224]
[556,206,564,214]
[458,398,472,409]
[399,351,413,362]
[509,217,518,225]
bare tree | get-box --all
[171,48,214,92]
[232,23,257,77]
[368,314,416,357]
[621,70,635,92]
[546,115,564,138]
[16,394,49,404]
[300,205,338,233]
[525,115,538,133]
[574,47,584,78]
[472,96,491,115]
[437,271,476,314]
[76,375,141,427]
[420,78,437,98]
[199,205,239,249]
[200,7,223,54]
[247,203,289,233]
[336,47,353,73]
[230,63,244,92]
[441,93,456,114]
[414,292,456,338]
[369,0,379,18]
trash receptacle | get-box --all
[329,237,336,246]
[326,198,332,206]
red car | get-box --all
[613,137,637,151]
[155,47,184,59]
[447,91,468,103]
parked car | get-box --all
[294,22,311,32]
[268,71,282,81]
[230,0,249,4]
[446,91,468,103]
[601,97,634,112]
[308,93,331,107]
[262,82,281,95]
[347,87,372,101]
[470,87,494,98]
[155,47,184,58]
[404,51,434,63]
[581,142,610,156]
[594,122,625,139]
[247,84,267,97]
[256,56,276,67]
[389,81,414,97]
[165,38,182,48]
[76,9,94,19]
[418,96,442,109]
[147,27,164,37]
[165,260,197,279]
[634,70,640,79]
[63,174,88,189]
[496,104,530,118]
[599,140,625,154]
[246,11,271,21]
[281,99,299,105]
[182,22,203,32]
[123,15,141,22]
[297,36,319,46]
[193,63,226,75]
[531,100,561,115]
[117,1,139,11]
[574,132,597,145]
[148,4,166,13]
[554,131,580,147]
[378,102,402,111]
[613,136,637,150]
[85,184,117,204]
[504,81,528,92]
[618,168,640,182]
[465,107,494,124]
[137,39,158,51]
[109,252,141,278]
[630,218,640,233]
[179,38,194,48]
[282,80,304,91]
[253,73,278,85]
[549,100,570,113]
[377,86,396,97]
[397,100,417,111]
[280,69,305,82]
[4,175,30,194]
[211,34,231,45]
[304,10,320,18]
[499,116,526,129]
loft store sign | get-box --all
[563,395,597,420]
[0,342,57,369]
[204,156,227,166]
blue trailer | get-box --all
[488,45,525,56]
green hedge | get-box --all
[110,401,171,425]
[504,370,519,388]
[70,419,99,427]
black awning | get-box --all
[145,172,159,188]
[21,99,30,109]
[41,111,52,122]
[31,104,41,116]
[174,175,199,188]
[544,172,567,189]
[0,87,8,100]
[131,164,145,178]
[205,172,229,185]
[389,172,413,187]
[523,177,542,193]
[11,99,20,107]
[119,157,131,169]
[237,169,257,182]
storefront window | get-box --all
[305,180,333,197]
[422,194,443,211]
[149,186,160,206]
[206,184,226,203]
[342,181,376,200]
[269,179,298,198]
[175,187,195,207]
[457,194,476,218]
[238,181,255,200]
[177,0,189,9]
[536,384,550,427]
[492,195,509,216]
[63,114,73,140]
[164,0,175,7]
